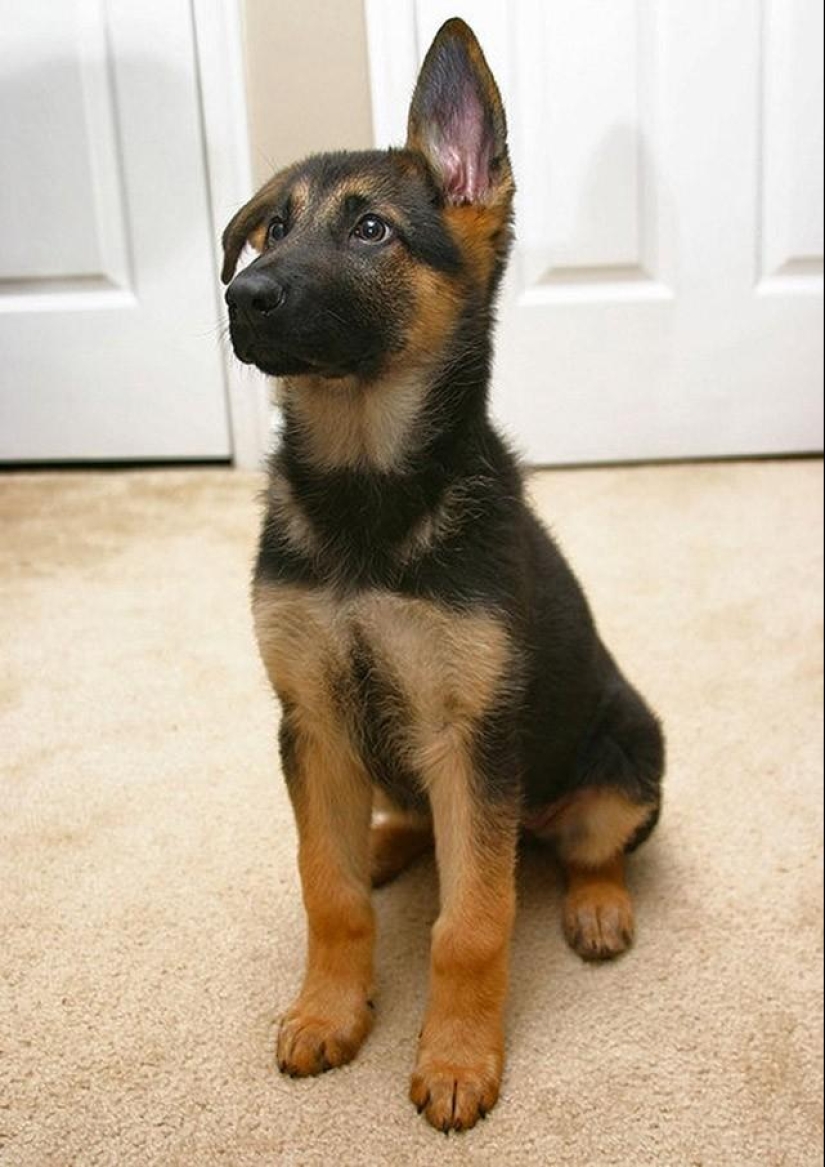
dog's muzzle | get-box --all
[224,269,290,367]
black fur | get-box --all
[348,630,429,813]
[252,321,663,823]
[223,21,667,1128]
[231,20,664,836]
[224,150,464,379]
[256,429,664,819]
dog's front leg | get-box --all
[276,708,375,1077]
[411,739,518,1132]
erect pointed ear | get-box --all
[406,18,512,207]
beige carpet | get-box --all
[1,460,822,1166]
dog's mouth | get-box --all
[237,346,315,377]
[232,334,385,381]
[231,335,334,378]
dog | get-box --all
[221,17,664,1133]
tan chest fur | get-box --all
[252,581,512,784]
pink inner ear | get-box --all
[429,90,494,205]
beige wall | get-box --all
[241,0,375,189]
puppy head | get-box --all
[221,19,513,382]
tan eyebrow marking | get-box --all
[308,180,412,235]
[248,223,267,252]
[289,179,312,216]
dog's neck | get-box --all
[277,329,490,477]
[278,365,435,475]
[260,336,514,590]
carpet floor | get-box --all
[1,460,822,1166]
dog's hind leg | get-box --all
[369,791,433,888]
[558,795,640,961]
[524,680,663,961]
[555,677,664,960]
[535,786,660,961]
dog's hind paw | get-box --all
[563,885,635,961]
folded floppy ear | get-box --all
[220,169,289,284]
[220,201,265,285]
[406,18,512,207]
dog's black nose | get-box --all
[225,270,286,319]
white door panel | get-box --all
[365,0,824,463]
[0,0,230,461]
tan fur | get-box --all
[247,222,267,253]
[525,787,654,869]
[227,164,492,482]
[254,577,515,1097]
[289,178,312,216]
[281,369,431,473]
[397,603,517,1131]
[253,583,342,728]
[366,593,511,760]
[445,203,511,289]
[369,795,433,888]
[311,180,405,228]
[411,774,517,1131]
[264,467,322,562]
[253,583,512,759]
[278,249,472,473]
[275,709,375,1076]
[561,854,636,961]
[522,787,649,960]
[225,16,659,1129]
[403,266,466,362]
[395,477,485,565]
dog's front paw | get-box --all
[277,992,374,1077]
[410,1037,502,1132]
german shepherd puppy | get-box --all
[221,18,664,1133]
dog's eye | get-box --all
[267,217,288,246]
[352,214,392,245]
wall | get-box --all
[241,0,375,188]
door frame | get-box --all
[364,0,420,149]
[192,0,271,468]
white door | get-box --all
[0,0,231,462]
[366,0,824,464]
